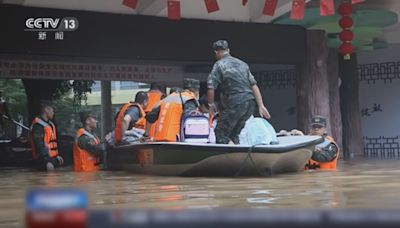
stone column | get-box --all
[296,30,331,133]
[327,49,343,153]
[339,53,363,159]
[101,80,112,137]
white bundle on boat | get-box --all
[105,128,145,146]
[239,116,278,145]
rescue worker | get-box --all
[145,78,200,142]
[0,91,10,137]
[145,82,166,113]
[114,91,148,145]
[30,101,63,171]
[73,112,105,172]
[305,115,339,171]
[207,40,271,144]
[145,83,166,139]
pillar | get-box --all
[339,53,363,159]
[327,49,343,153]
[101,80,112,137]
[296,30,331,133]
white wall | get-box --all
[357,44,400,63]
[260,86,297,131]
[357,45,400,158]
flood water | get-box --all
[1,160,400,227]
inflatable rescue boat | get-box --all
[106,135,323,177]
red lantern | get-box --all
[339,42,353,54]
[339,16,353,28]
[339,30,354,42]
[338,2,352,15]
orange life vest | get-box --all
[30,117,58,159]
[73,128,100,172]
[305,135,339,171]
[145,91,163,113]
[148,119,158,139]
[115,102,146,144]
[153,91,197,142]
[146,91,163,138]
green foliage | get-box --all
[54,80,95,106]
[53,93,83,135]
[0,79,27,118]
[1,79,95,137]
[52,80,95,135]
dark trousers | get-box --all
[215,99,255,144]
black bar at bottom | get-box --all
[88,209,400,228]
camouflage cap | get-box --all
[212,40,229,51]
[183,78,200,90]
[311,115,327,127]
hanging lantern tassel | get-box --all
[339,41,353,60]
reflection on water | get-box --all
[1,160,400,227]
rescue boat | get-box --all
[106,135,323,177]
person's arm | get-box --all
[77,135,105,156]
[247,68,271,119]
[311,143,338,162]
[144,106,161,137]
[32,124,51,162]
[207,63,222,114]
[251,85,271,119]
[144,121,151,137]
[207,89,215,105]
[251,85,263,108]
[145,106,161,124]
[121,115,131,136]
[121,107,140,135]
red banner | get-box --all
[290,0,306,20]
[263,0,278,16]
[320,0,334,16]
[0,60,182,85]
[204,0,220,13]
[168,0,181,20]
[122,0,138,10]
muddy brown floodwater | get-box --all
[1,160,400,227]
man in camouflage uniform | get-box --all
[207,40,271,144]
